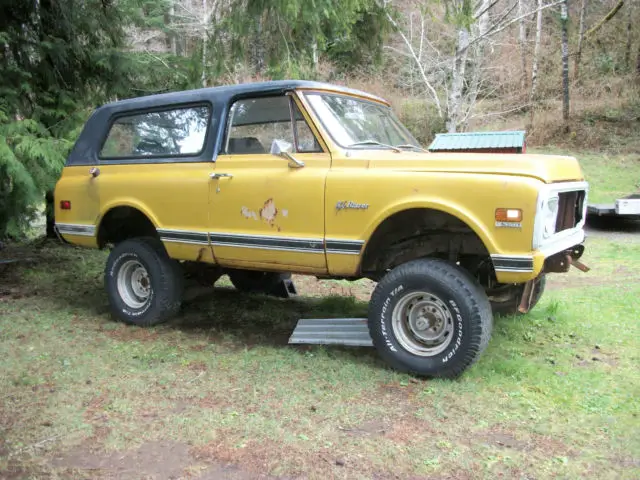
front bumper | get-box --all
[491,226,586,284]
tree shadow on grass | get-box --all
[169,285,383,368]
[1,239,383,369]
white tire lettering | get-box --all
[442,300,464,362]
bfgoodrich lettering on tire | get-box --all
[105,237,183,327]
[368,258,493,378]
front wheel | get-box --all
[368,258,493,378]
[105,237,183,327]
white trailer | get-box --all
[587,194,640,219]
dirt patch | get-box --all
[575,357,618,368]
[0,437,31,480]
[101,324,161,343]
[338,419,389,437]
[385,419,436,445]
[473,427,575,457]
[191,440,293,479]
[480,431,529,451]
[49,440,193,479]
[574,347,619,368]
[194,463,278,479]
[187,361,208,372]
[0,461,36,480]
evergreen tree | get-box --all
[221,0,392,78]
[0,0,130,238]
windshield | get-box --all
[304,93,421,150]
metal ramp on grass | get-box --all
[288,318,373,347]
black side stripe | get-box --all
[325,240,364,251]
[325,239,364,254]
[492,256,534,271]
[157,229,365,255]
[157,229,209,245]
[210,233,324,252]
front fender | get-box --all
[360,197,500,255]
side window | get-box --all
[100,105,210,159]
[292,100,322,153]
[225,96,322,154]
[226,96,293,154]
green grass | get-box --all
[529,147,640,204]
[2,141,639,478]
[1,232,639,479]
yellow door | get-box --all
[96,104,216,263]
[209,94,330,274]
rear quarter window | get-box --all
[99,105,211,159]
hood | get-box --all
[355,151,585,183]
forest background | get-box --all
[1,0,638,238]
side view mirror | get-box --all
[271,139,305,168]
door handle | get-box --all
[89,167,100,177]
[209,173,233,179]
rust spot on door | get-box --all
[259,198,278,226]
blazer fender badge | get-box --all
[336,201,369,211]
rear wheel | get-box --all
[228,269,291,294]
[105,237,183,326]
[368,258,493,378]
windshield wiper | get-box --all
[347,140,402,152]
[395,144,427,152]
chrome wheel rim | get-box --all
[117,259,151,309]
[391,291,454,356]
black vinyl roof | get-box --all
[64,80,386,166]
[100,80,386,112]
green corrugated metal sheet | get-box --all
[428,130,526,151]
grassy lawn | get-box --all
[1,230,639,479]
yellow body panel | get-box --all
[56,162,215,263]
[53,166,100,248]
[101,162,216,263]
[324,169,541,276]
[209,153,330,273]
[55,87,587,286]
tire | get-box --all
[368,258,493,379]
[490,274,546,317]
[228,269,291,294]
[104,237,183,327]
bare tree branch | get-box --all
[469,103,531,119]
[462,0,564,55]
[584,0,624,39]
[381,2,443,117]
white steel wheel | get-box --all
[104,237,183,327]
[116,259,152,309]
[391,291,455,357]
[368,258,493,378]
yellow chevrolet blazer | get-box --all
[54,80,589,378]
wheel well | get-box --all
[97,206,158,248]
[360,208,490,278]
